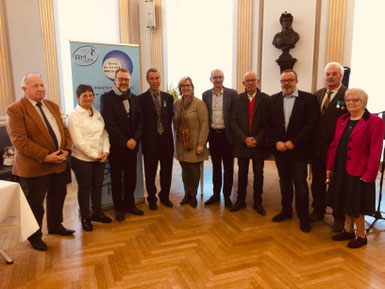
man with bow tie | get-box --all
[310,62,348,232]
[101,68,144,221]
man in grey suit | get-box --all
[310,62,347,232]
[202,69,237,208]
[230,72,269,214]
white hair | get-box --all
[324,62,344,76]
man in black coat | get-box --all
[230,72,269,214]
[100,68,144,221]
[310,62,347,232]
[202,69,237,208]
[139,68,174,210]
[265,69,319,232]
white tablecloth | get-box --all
[0,180,39,241]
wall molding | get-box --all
[150,0,163,90]
[327,0,347,63]
[236,0,253,92]
[39,0,61,108]
[0,8,10,126]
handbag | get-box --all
[3,146,15,166]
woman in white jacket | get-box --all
[67,84,111,231]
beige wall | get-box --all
[4,0,46,101]
[0,0,356,116]
[253,0,355,95]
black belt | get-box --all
[211,128,225,133]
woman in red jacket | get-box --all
[326,88,384,248]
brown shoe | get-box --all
[332,230,355,241]
[347,236,367,248]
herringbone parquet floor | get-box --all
[1,160,385,289]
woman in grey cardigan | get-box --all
[174,76,209,207]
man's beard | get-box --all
[282,86,294,95]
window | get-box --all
[350,0,385,112]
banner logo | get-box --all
[102,50,133,80]
[72,45,98,66]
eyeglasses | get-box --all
[181,84,192,88]
[244,79,257,83]
[117,78,130,82]
[212,76,224,80]
[345,98,361,104]
[280,78,296,83]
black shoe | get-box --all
[81,218,93,231]
[189,196,197,208]
[253,204,266,216]
[229,201,246,212]
[48,224,75,236]
[160,199,173,207]
[29,238,48,251]
[91,213,112,223]
[180,195,190,205]
[309,211,324,223]
[299,218,311,233]
[224,197,233,208]
[204,195,220,205]
[331,219,345,232]
[115,211,125,221]
[332,230,355,241]
[149,202,158,210]
[127,206,144,215]
[272,211,292,222]
[347,236,367,248]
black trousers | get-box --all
[108,150,137,212]
[71,157,105,218]
[311,156,344,220]
[19,171,67,241]
[180,161,201,197]
[237,157,264,205]
[208,130,234,198]
[274,154,309,219]
[143,138,173,204]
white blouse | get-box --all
[67,105,110,162]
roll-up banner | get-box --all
[69,41,144,207]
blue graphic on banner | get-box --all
[102,50,134,80]
[70,41,143,207]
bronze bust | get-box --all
[273,12,300,72]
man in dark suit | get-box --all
[230,72,269,214]
[100,68,144,221]
[139,68,174,210]
[265,69,319,232]
[202,69,237,208]
[6,73,74,251]
[310,62,347,232]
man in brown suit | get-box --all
[6,73,74,251]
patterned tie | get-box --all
[153,93,164,135]
[36,102,59,149]
[322,91,333,115]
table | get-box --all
[0,180,39,264]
